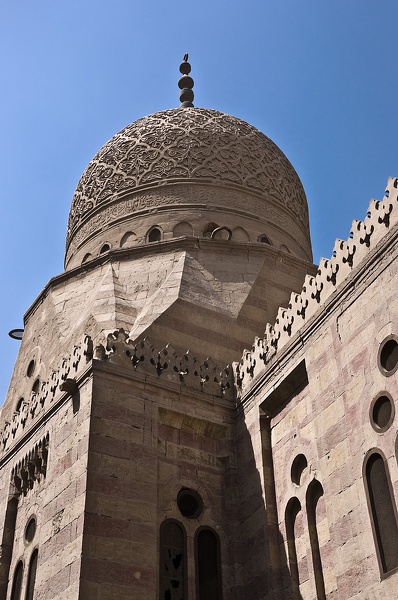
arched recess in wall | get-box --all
[120,231,137,247]
[0,497,18,598]
[232,226,249,242]
[10,560,23,600]
[81,253,92,264]
[147,226,162,243]
[173,221,193,237]
[285,497,301,599]
[159,519,187,600]
[25,549,38,600]
[306,479,326,600]
[364,449,398,575]
[195,527,223,600]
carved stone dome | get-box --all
[65,108,312,269]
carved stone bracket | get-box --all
[95,329,234,400]
[235,178,398,396]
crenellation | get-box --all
[236,177,398,396]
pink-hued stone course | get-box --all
[1,91,398,599]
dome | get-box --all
[65,108,311,268]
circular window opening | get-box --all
[148,228,161,243]
[370,393,394,432]
[25,517,36,543]
[378,336,398,376]
[26,360,35,378]
[177,489,204,519]
[291,454,308,485]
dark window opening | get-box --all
[25,549,38,600]
[25,518,36,544]
[285,498,301,599]
[159,520,186,600]
[195,527,222,600]
[306,480,326,600]
[10,561,23,600]
[378,336,398,375]
[32,379,40,394]
[100,243,110,254]
[371,394,394,432]
[258,234,272,245]
[177,489,203,519]
[365,452,398,574]
[26,360,35,378]
[148,228,161,243]
[15,398,24,413]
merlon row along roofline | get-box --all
[235,176,398,396]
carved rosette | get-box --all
[66,108,309,256]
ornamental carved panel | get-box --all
[67,108,309,250]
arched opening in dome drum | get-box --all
[120,231,137,247]
[202,222,219,238]
[173,222,193,237]
[147,227,161,243]
[82,253,92,264]
[258,234,272,245]
[100,244,110,254]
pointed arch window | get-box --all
[10,561,23,600]
[285,497,301,599]
[195,527,223,600]
[25,549,38,600]
[306,480,326,600]
[159,519,186,600]
[364,450,398,575]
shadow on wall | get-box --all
[235,413,303,600]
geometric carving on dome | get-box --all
[67,108,309,252]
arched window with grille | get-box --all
[159,519,186,600]
[25,549,38,600]
[364,450,398,575]
[10,560,23,600]
[195,527,223,600]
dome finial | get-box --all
[178,54,194,108]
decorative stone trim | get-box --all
[11,434,49,497]
[235,177,398,396]
[2,337,93,453]
[94,329,234,400]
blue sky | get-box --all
[0,0,397,401]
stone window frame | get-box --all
[194,526,223,600]
[377,334,398,377]
[363,448,398,578]
[25,547,39,600]
[159,518,187,600]
[10,559,24,600]
[369,391,395,433]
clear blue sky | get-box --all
[0,0,397,401]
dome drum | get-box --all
[66,108,312,268]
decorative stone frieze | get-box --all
[11,434,49,497]
[1,337,93,452]
[236,177,398,395]
[94,328,234,400]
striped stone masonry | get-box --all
[236,177,398,396]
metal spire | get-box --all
[178,54,194,108]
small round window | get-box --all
[370,393,394,432]
[378,336,398,376]
[25,517,36,543]
[177,489,203,519]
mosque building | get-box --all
[0,56,397,599]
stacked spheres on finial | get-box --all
[178,54,194,108]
